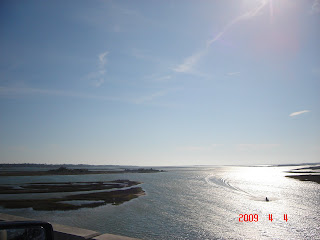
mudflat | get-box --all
[0,180,145,211]
[285,175,320,184]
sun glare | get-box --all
[237,167,282,184]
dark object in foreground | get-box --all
[0,221,54,240]
[285,174,320,184]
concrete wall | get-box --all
[0,213,140,240]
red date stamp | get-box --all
[239,214,288,222]
[239,214,259,222]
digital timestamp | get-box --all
[239,214,288,222]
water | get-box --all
[0,166,319,239]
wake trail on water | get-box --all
[205,175,278,201]
[205,175,255,198]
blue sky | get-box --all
[0,0,319,166]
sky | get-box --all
[0,0,319,166]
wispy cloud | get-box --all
[131,48,165,64]
[177,144,224,152]
[289,110,310,117]
[311,0,320,14]
[87,51,109,87]
[212,144,223,148]
[99,51,108,68]
[0,86,177,106]
[153,75,172,82]
[177,146,207,151]
[0,86,120,101]
[133,89,172,104]
[132,48,152,60]
[236,144,280,151]
[178,143,279,152]
[207,0,267,47]
[227,72,241,76]
[173,1,267,74]
[172,50,206,73]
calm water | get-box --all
[0,166,319,239]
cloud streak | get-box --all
[311,0,320,14]
[177,144,224,152]
[132,48,161,63]
[177,146,207,151]
[99,51,108,68]
[236,144,280,151]
[206,1,267,47]
[153,75,172,82]
[289,110,310,117]
[227,72,240,76]
[172,50,206,73]
[0,86,119,101]
[173,0,268,74]
[133,89,174,104]
[87,51,109,87]
[0,86,174,106]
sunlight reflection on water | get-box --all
[0,166,319,239]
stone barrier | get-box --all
[0,213,139,240]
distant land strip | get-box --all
[0,180,141,194]
[0,166,164,177]
[285,175,320,184]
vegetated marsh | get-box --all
[285,174,320,184]
[285,165,320,184]
[0,166,164,177]
[0,180,140,194]
[0,166,166,211]
[0,180,145,211]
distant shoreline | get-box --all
[285,174,320,184]
[0,166,164,177]
[285,165,320,184]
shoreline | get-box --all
[285,174,320,184]
[0,168,164,177]
[0,180,145,211]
